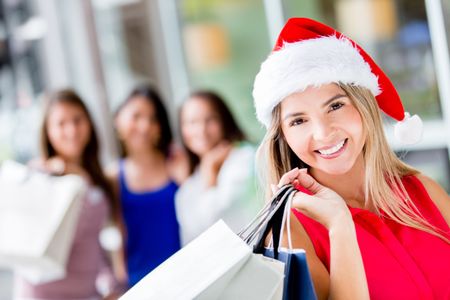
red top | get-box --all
[293,175,450,300]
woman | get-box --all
[254,18,450,299]
[176,90,261,246]
[14,89,123,299]
[108,85,180,287]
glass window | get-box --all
[178,0,271,142]
[0,0,44,162]
[397,148,450,192]
[283,0,442,120]
[91,0,155,110]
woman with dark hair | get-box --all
[14,89,123,299]
[107,85,180,287]
[175,90,261,245]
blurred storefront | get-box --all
[0,0,449,188]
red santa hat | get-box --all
[253,18,422,145]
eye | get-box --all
[289,117,305,127]
[329,101,344,112]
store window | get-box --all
[0,0,44,162]
[178,0,271,142]
[284,0,441,120]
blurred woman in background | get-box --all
[107,85,180,287]
[176,90,261,246]
[14,89,123,300]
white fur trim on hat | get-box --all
[253,36,380,128]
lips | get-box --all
[314,138,348,157]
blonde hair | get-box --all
[256,83,449,242]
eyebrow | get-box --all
[282,93,347,121]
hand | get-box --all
[275,168,352,230]
[200,142,233,187]
[30,157,91,183]
[28,157,65,175]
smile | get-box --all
[315,139,348,157]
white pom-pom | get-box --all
[394,112,423,145]
[99,226,122,251]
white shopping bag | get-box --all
[120,220,284,300]
[0,160,86,284]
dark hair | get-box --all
[180,90,246,174]
[40,88,120,223]
[116,85,173,158]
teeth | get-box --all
[318,140,345,156]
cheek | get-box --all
[47,125,62,144]
[116,116,133,137]
[347,111,366,145]
[283,129,310,158]
[79,123,91,144]
[207,122,223,141]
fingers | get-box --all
[277,167,300,188]
[296,171,323,194]
[46,157,66,175]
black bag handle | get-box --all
[253,185,295,259]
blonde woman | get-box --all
[253,18,450,300]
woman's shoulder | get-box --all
[410,173,450,226]
[411,173,449,200]
[227,142,256,162]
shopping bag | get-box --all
[120,220,284,300]
[0,160,86,284]
[239,185,317,300]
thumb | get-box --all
[296,171,324,194]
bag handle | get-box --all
[251,185,296,259]
[279,190,295,249]
[238,184,293,245]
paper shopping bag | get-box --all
[0,160,86,283]
[120,220,284,300]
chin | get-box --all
[312,162,355,176]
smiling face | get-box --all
[46,102,91,162]
[280,83,367,175]
[115,96,161,153]
[180,97,224,157]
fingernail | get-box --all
[299,168,308,173]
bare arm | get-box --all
[416,173,450,227]
[278,168,369,300]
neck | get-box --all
[310,154,366,208]
[61,155,82,166]
[126,147,165,166]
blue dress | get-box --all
[119,161,181,287]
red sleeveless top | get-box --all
[293,175,450,300]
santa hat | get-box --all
[253,18,423,145]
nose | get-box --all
[136,117,151,133]
[311,119,336,142]
[64,122,78,139]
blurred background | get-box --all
[1,0,449,297]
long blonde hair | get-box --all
[256,83,448,242]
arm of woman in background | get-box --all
[176,144,257,241]
[277,168,370,300]
[199,142,233,187]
